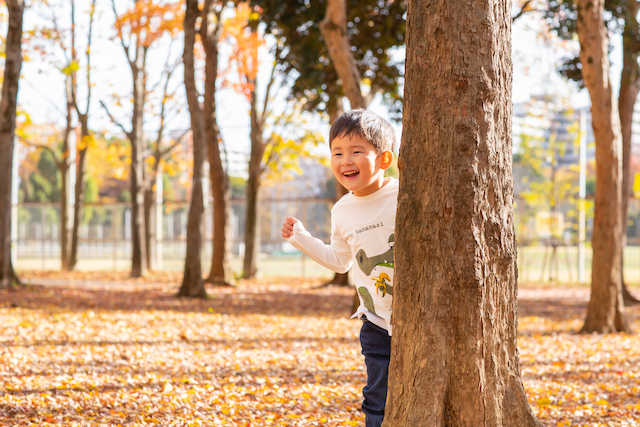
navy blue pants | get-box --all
[359,318,392,427]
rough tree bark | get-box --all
[619,0,640,306]
[577,0,631,333]
[178,0,208,298]
[202,0,234,287]
[0,0,25,290]
[383,1,543,425]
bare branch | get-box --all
[111,0,131,61]
[512,0,533,22]
[22,139,62,167]
[100,100,131,138]
[83,0,97,115]
[259,49,280,129]
[160,129,190,158]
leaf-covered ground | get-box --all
[1,271,640,426]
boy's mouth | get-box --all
[343,171,359,177]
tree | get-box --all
[69,0,98,271]
[179,0,234,293]
[107,0,182,278]
[319,0,365,109]
[0,0,25,290]
[318,0,366,291]
[201,0,234,287]
[383,0,542,425]
[576,0,631,333]
[250,0,405,288]
[142,52,184,272]
[220,2,268,279]
[544,0,640,305]
[249,0,404,118]
[19,0,87,271]
[514,101,584,282]
[222,3,323,279]
[179,0,208,297]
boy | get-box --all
[281,108,397,427]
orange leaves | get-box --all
[221,2,264,99]
[2,275,640,425]
[114,0,183,48]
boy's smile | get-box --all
[330,134,392,197]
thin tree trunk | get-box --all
[383,0,542,425]
[577,0,631,333]
[60,73,74,271]
[144,187,155,271]
[69,145,86,270]
[178,0,208,298]
[0,0,24,290]
[69,0,96,271]
[202,0,233,287]
[242,88,265,280]
[129,43,147,278]
[619,1,640,306]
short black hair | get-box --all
[329,108,396,154]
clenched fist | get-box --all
[281,216,299,239]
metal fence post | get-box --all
[156,163,164,271]
[578,110,586,284]
[11,137,19,266]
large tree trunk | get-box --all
[0,0,24,290]
[242,88,265,280]
[178,0,208,298]
[383,1,542,425]
[202,1,233,287]
[577,0,631,333]
[319,0,365,110]
[619,1,640,306]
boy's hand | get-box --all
[281,217,299,239]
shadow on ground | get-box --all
[2,274,640,327]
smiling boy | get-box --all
[281,109,398,427]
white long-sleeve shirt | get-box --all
[287,178,398,335]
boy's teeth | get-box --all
[344,171,358,176]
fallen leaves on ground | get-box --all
[0,272,639,426]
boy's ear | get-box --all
[380,151,394,169]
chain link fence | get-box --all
[13,198,640,283]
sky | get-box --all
[12,2,625,178]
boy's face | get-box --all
[330,133,391,197]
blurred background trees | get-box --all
[1,0,640,320]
